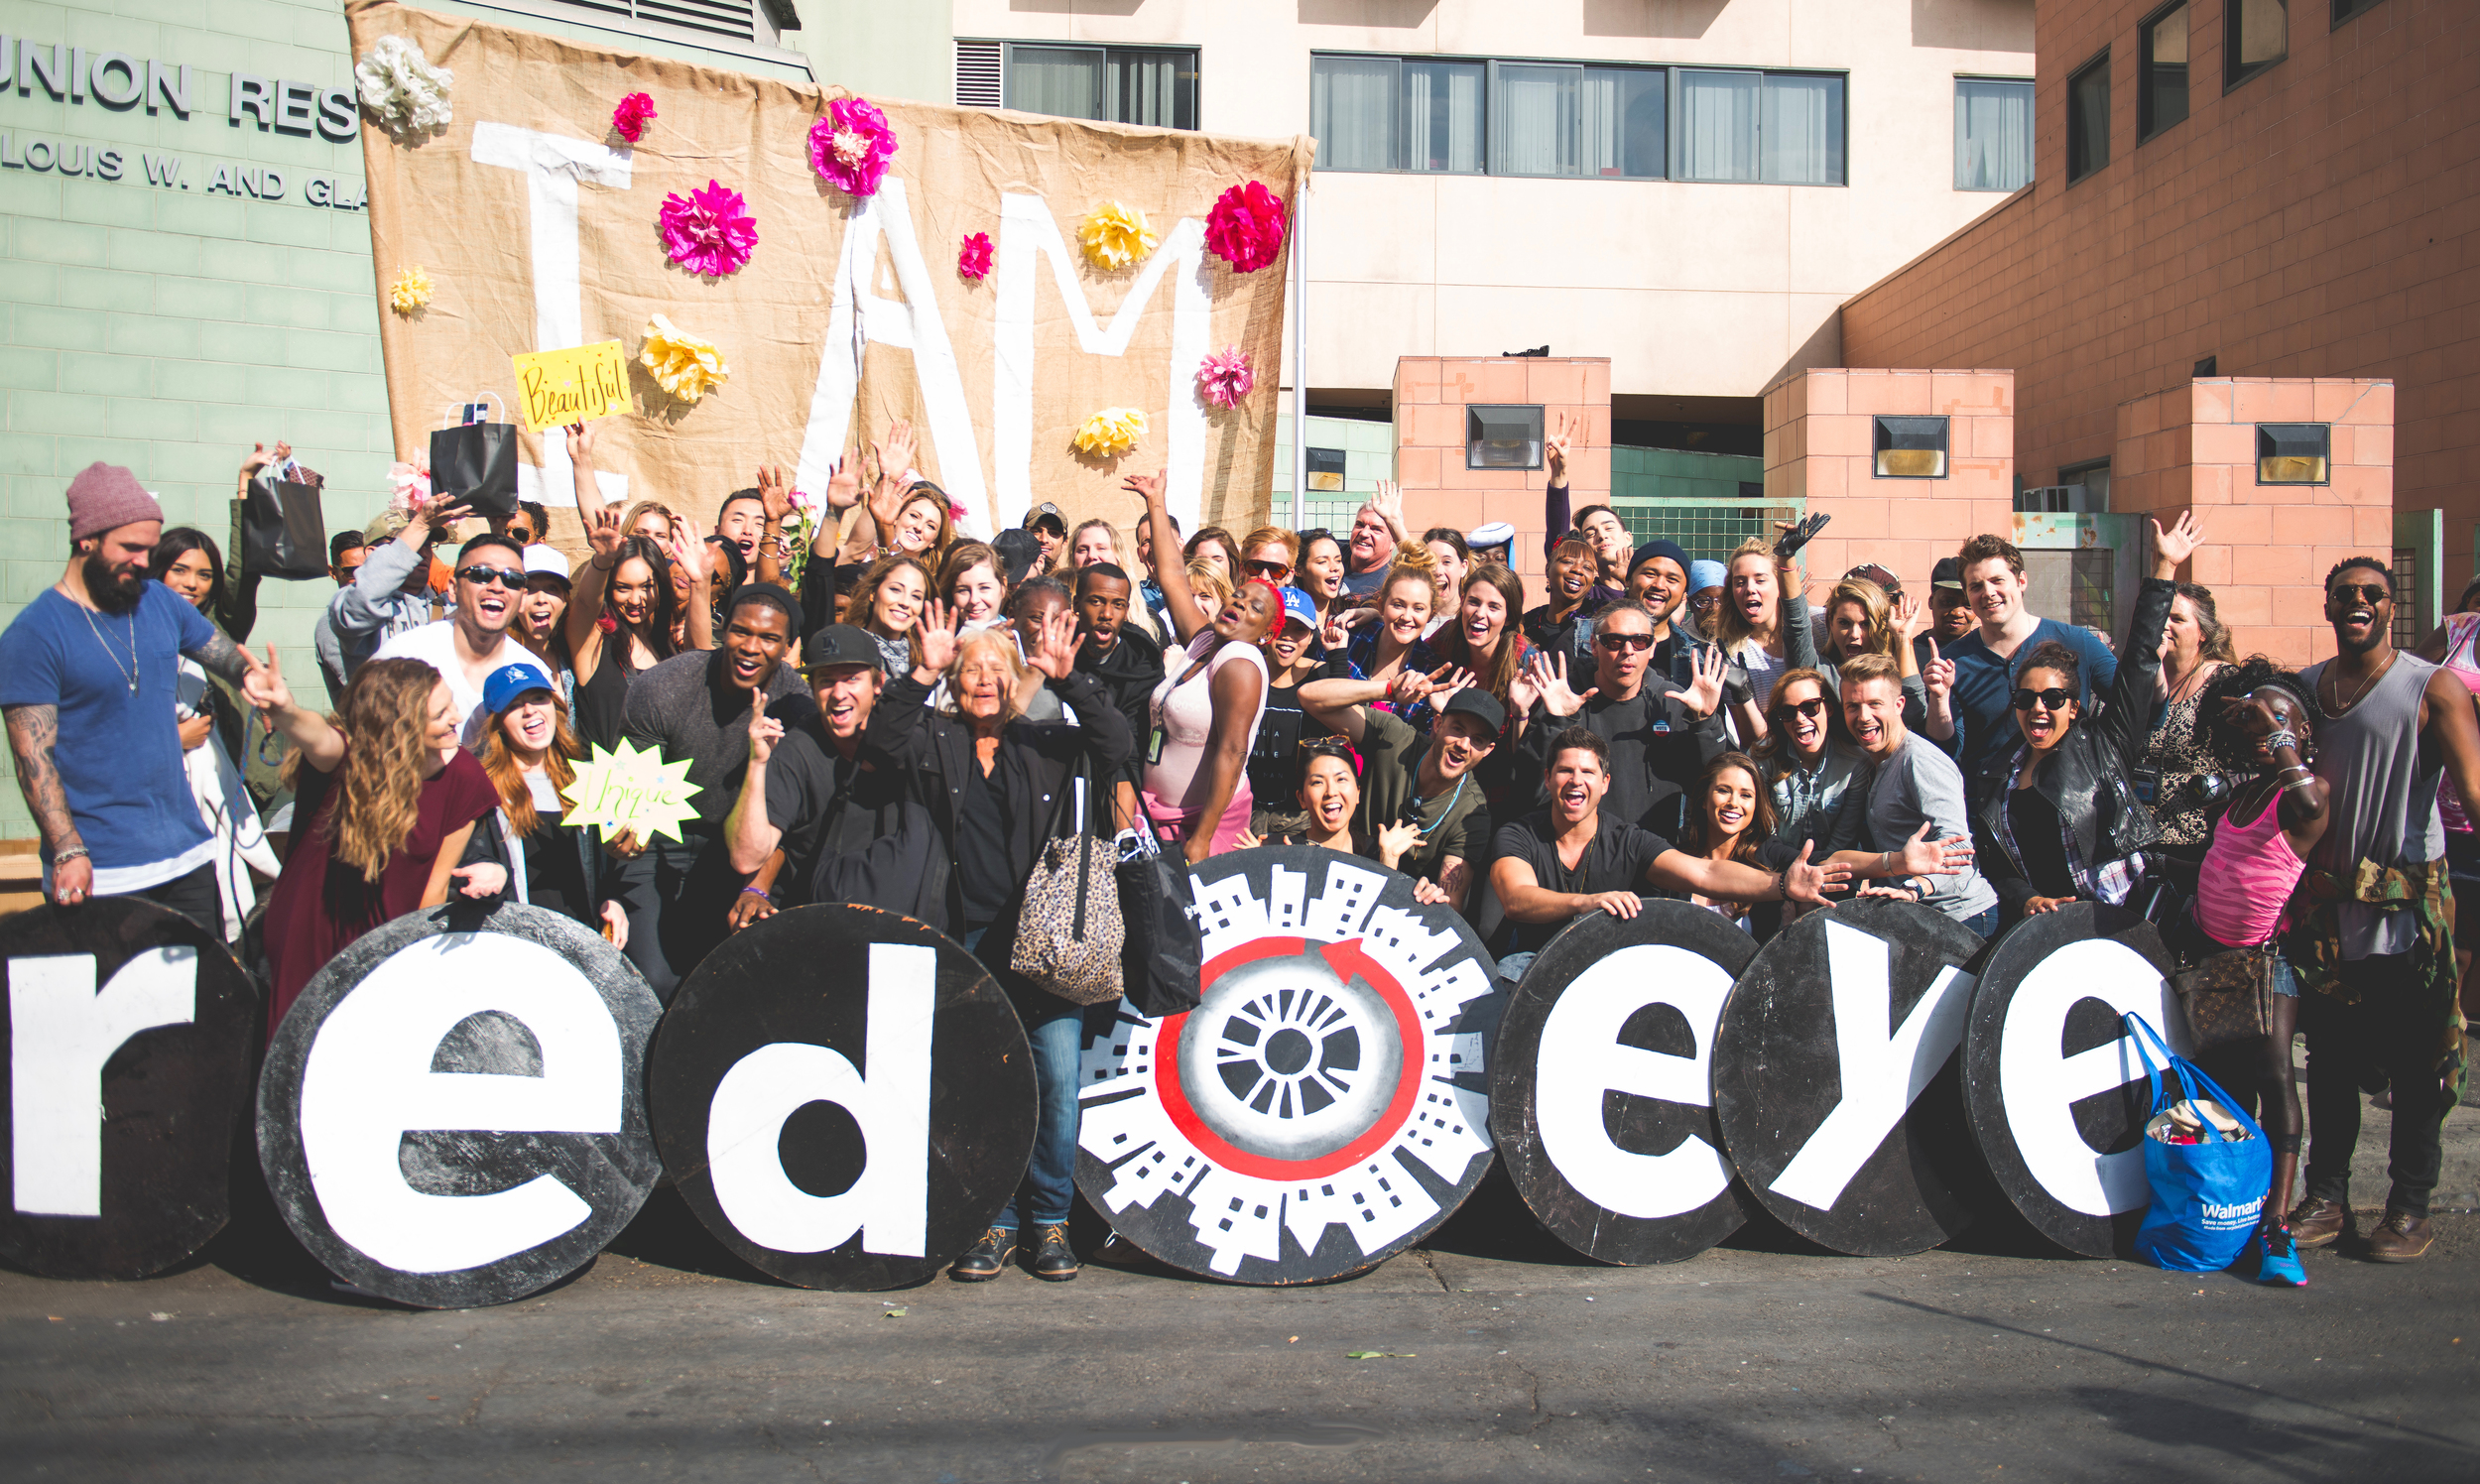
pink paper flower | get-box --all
[806,96,897,197]
[659,180,757,279]
[1196,346,1255,410]
[612,91,656,144]
[1204,181,1288,274]
[957,230,993,281]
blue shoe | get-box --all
[2255,1223,2308,1287]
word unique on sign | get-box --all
[511,340,630,433]
[560,739,701,843]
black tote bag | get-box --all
[1115,802,1202,1021]
[239,471,327,580]
[429,421,521,515]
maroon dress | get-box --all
[263,747,498,1035]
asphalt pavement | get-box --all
[5,1098,2476,1483]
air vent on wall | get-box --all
[955,40,1002,108]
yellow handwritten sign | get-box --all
[559,739,701,844]
[511,339,628,433]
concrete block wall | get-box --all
[1762,367,2016,593]
[2112,376,2395,666]
[1392,355,1609,600]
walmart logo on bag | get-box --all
[2199,1196,2266,1229]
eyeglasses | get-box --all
[2010,686,2073,712]
[2329,582,2392,605]
[1687,593,1722,612]
[1775,696,1830,719]
[1595,631,1654,652]
[457,565,526,588]
[1245,558,1294,580]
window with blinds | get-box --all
[958,41,1198,129]
[558,0,772,45]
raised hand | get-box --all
[241,440,288,475]
[1374,817,1424,870]
[243,643,293,714]
[915,596,962,674]
[747,685,782,765]
[1680,642,1728,717]
[1784,840,1847,906]
[1545,410,1578,485]
[2217,690,2284,737]
[756,462,794,530]
[668,513,712,587]
[1532,650,1597,717]
[1122,468,1169,510]
[824,449,863,513]
[1773,512,1830,561]
[2152,509,2205,573]
[1509,655,1545,717]
[1027,606,1080,680]
[1371,478,1405,532]
[585,505,624,558]
[1397,662,1471,710]
[872,419,918,488]
[564,420,598,463]
[1921,637,1954,701]
[1893,589,1931,643]
[401,496,471,550]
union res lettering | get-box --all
[512,340,628,433]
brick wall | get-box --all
[1761,368,2016,590]
[1840,0,2479,585]
[1392,355,1610,602]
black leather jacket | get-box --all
[1968,576,2173,917]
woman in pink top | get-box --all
[2185,659,2330,1287]
[1133,469,1278,860]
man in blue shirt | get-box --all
[1922,533,2118,797]
[1,463,265,922]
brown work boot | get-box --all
[2363,1208,2432,1263]
[2288,1197,2349,1249]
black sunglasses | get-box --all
[1775,696,1830,719]
[2011,686,2074,712]
[1245,558,1294,579]
[1596,631,1654,652]
[2329,582,2391,605]
[457,564,526,588]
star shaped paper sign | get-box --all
[561,739,702,844]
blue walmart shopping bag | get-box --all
[2124,1012,2273,1272]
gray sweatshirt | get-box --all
[1863,731,1997,924]
[324,536,438,690]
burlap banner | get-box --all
[346,1,1306,546]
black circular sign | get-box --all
[648,905,1036,1291]
[0,899,261,1280]
[1491,900,1759,1265]
[1962,902,2188,1258]
[256,903,662,1307]
[1712,899,1986,1257]
[1075,846,1503,1285]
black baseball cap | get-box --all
[1439,688,1506,736]
[801,624,883,676]
[1930,557,1964,590]
[993,528,1042,584]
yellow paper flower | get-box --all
[389,265,433,314]
[1077,200,1158,271]
[1073,407,1148,458]
[640,313,729,403]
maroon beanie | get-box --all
[64,462,164,542]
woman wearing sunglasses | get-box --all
[1762,666,1871,857]
[1968,514,2201,926]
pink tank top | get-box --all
[2194,791,2305,948]
[2438,613,2480,832]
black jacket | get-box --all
[861,669,1134,935]
[1969,576,2173,917]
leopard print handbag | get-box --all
[1010,774,1127,1005]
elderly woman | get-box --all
[864,595,1132,1288]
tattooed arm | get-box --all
[186,629,260,687]
[5,703,90,903]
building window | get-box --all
[2140,4,2190,140]
[2059,458,2113,511]
[550,1,792,45]
[1873,417,1948,478]
[2256,424,2330,485]
[2332,0,2386,24]
[1305,447,1347,492]
[976,42,1199,129]
[2226,0,2288,90]
[1311,56,1831,184]
[2066,52,2111,184]
[1954,78,2033,190]
[1678,69,1844,185]
[1467,405,1545,470]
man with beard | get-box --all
[1487,728,1842,979]
[1,463,266,920]
[372,530,556,745]
[1072,561,1163,827]
[1300,677,1502,912]
[1338,484,1403,598]
[1519,600,1730,838]
[723,624,927,915]
[609,583,815,998]
[2287,557,2480,1262]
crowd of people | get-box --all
[3,427,2470,1288]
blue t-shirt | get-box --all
[1941,618,2119,784]
[0,582,215,883]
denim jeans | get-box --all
[962,927,1088,1233]
[1959,905,2000,938]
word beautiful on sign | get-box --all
[0,36,357,141]
[560,740,700,843]
[512,341,629,433]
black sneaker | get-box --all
[1029,1222,1080,1282]
[950,1226,1016,1282]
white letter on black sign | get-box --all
[1770,920,1974,1211]
[10,949,196,1216]
[2002,938,2175,1216]
[706,944,932,1256]
[1534,944,1733,1219]
[298,937,621,1273]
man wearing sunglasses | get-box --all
[1519,600,1730,837]
[371,530,556,746]
[2286,556,2480,1261]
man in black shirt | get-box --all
[1520,599,1729,837]
[724,624,920,913]
[1071,562,1163,825]
[1488,727,1842,976]
[1301,678,1501,913]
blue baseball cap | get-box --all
[1278,586,1319,633]
[482,662,556,716]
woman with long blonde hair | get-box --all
[1710,537,1819,711]
[1818,575,1926,732]
[256,654,506,1032]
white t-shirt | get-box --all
[371,620,556,747]
[1146,633,1269,805]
